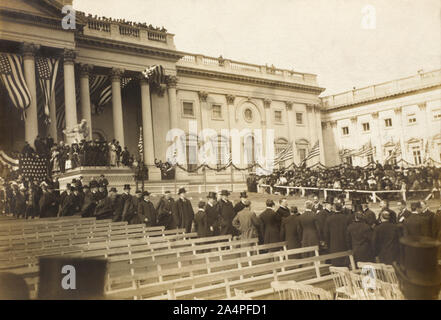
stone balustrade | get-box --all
[322,69,441,109]
[177,53,319,86]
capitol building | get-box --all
[0,0,440,186]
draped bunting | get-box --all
[0,150,19,170]
[36,57,59,125]
[0,53,31,118]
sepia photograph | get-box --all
[0,0,440,306]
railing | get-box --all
[147,30,167,42]
[257,184,438,203]
[87,20,111,32]
[322,69,441,108]
[119,25,140,38]
[178,53,318,85]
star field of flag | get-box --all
[19,156,48,182]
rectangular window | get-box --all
[274,110,282,123]
[385,118,392,127]
[345,156,353,165]
[433,109,441,120]
[412,147,421,165]
[182,102,194,117]
[212,104,222,119]
[299,148,306,162]
[407,113,417,124]
[367,155,374,164]
[296,113,303,125]
[362,122,370,132]
[342,127,349,135]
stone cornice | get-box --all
[76,35,184,62]
[0,7,84,32]
[198,91,208,103]
[176,66,325,94]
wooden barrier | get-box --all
[259,184,436,203]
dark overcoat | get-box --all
[137,200,157,227]
[218,199,236,236]
[298,211,320,248]
[259,208,282,244]
[372,221,400,265]
[280,214,301,250]
[172,197,194,233]
[324,212,351,266]
[346,221,374,264]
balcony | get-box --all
[176,53,319,87]
[82,16,175,50]
[322,69,441,109]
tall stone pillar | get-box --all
[140,76,161,181]
[226,94,236,187]
[314,106,326,165]
[263,98,272,165]
[110,68,125,147]
[22,43,40,147]
[286,101,297,167]
[167,76,178,131]
[394,107,406,163]
[372,111,383,163]
[63,49,78,144]
[79,64,93,140]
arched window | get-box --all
[215,135,230,169]
[244,134,255,172]
[186,134,199,172]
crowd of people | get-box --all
[1,171,441,266]
[251,163,441,195]
[19,136,135,173]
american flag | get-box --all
[302,140,320,163]
[138,126,144,159]
[353,141,374,157]
[0,54,32,115]
[53,73,109,129]
[385,142,401,163]
[36,57,59,125]
[142,65,166,85]
[274,144,294,163]
[19,156,48,183]
[98,77,132,107]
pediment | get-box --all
[406,138,421,144]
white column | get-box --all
[22,43,40,148]
[140,77,161,181]
[286,101,297,167]
[63,49,78,144]
[315,106,326,165]
[263,98,272,167]
[167,76,178,130]
[372,112,383,163]
[79,64,93,140]
[395,107,406,163]
[226,94,236,185]
[110,68,125,147]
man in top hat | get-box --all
[94,187,118,220]
[122,188,140,224]
[316,196,334,248]
[397,200,412,224]
[39,183,59,218]
[233,191,248,215]
[217,190,237,236]
[324,202,351,267]
[259,199,281,247]
[403,202,432,238]
[311,195,323,214]
[280,204,302,257]
[193,201,207,237]
[372,210,400,265]
[81,184,96,218]
[276,198,290,220]
[156,191,175,230]
[361,199,377,227]
[113,184,131,222]
[205,192,219,236]
[420,200,437,238]
[137,191,157,227]
[59,186,81,217]
[346,211,375,264]
[172,188,194,233]
[298,200,320,257]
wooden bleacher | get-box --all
[0,215,356,300]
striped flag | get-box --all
[0,53,32,116]
[302,140,320,163]
[353,141,374,157]
[274,145,294,163]
[53,72,80,130]
[98,77,132,107]
[385,142,401,163]
[36,57,59,124]
[142,65,166,85]
[138,126,144,159]
[0,150,19,170]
